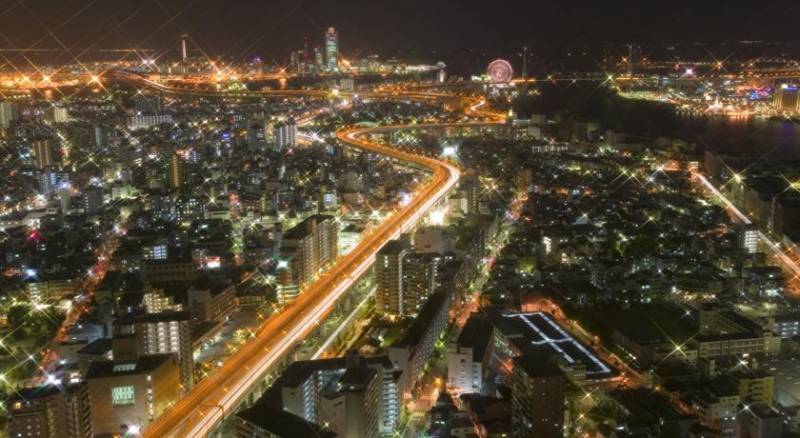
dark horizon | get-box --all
[2,0,800,73]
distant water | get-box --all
[686,116,800,160]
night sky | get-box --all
[1,0,799,71]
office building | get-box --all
[5,384,92,438]
[510,356,567,438]
[375,240,409,317]
[324,27,339,72]
[86,354,180,437]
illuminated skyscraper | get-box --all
[181,34,188,62]
[314,46,324,72]
[169,152,183,189]
[324,27,339,72]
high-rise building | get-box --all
[319,365,380,438]
[277,215,338,304]
[5,384,92,438]
[235,353,399,437]
[510,356,566,438]
[314,46,324,71]
[774,84,800,113]
[274,117,297,150]
[40,169,68,195]
[32,139,54,169]
[181,34,188,62]
[324,27,339,72]
[461,175,481,215]
[0,100,17,129]
[400,252,438,316]
[738,223,759,255]
[115,311,194,391]
[86,354,180,437]
[83,186,104,215]
[376,240,409,317]
[169,152,184,189]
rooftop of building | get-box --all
[513,354,566,379]
[236,403,336,438]
[116,310,190,325]
[282,214,335,241]
[378,239,407,255]
[77,337,112,356]
[456,313,493,362]
[337,365,377,391]
[486,309,616,379]
[394,290,448,348]
[85,353,175,379]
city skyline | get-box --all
[2,1,800,69]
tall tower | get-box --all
[181,34,188,62]
[522,46,528,80]
[325,27,339,72]
[627,44,633,77]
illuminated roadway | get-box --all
[133,77,503,437]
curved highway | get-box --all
[127,74,503,437]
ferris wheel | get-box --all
[487,59,514,84]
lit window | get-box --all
[111,386,135,406]
[113,363,136,373]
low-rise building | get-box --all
[85,354,180,437]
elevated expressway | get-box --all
[122,73,503,437]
